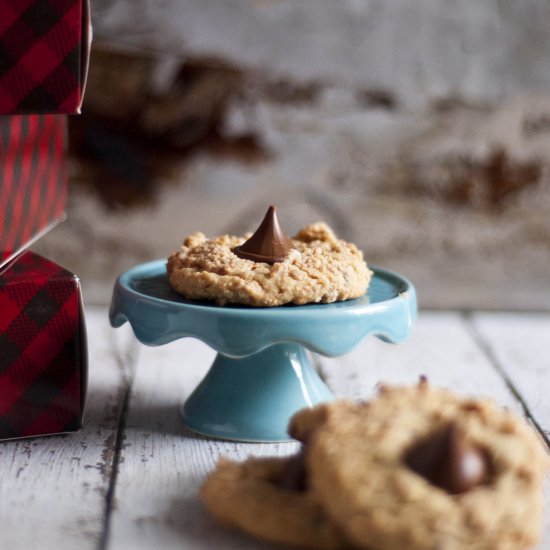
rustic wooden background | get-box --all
[33,0,550,310]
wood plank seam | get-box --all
[462,312,550,450]
[97,341,141,550]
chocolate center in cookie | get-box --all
[233,205,294,264]
[405,423,488,494]
[276,447,308,492]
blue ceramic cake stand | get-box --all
[109,261,417,442]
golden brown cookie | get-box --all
[294,384,549,550]
[167,222,371,307]
[200,454,350,549]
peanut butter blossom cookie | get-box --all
[200,454,349,549]
[295,381,549,550]
[167,206,372,306]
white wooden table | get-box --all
[1,307,549,550]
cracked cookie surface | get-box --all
[167,222,371,306]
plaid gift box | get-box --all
[0,250,87,440]
[0,114,67,269]
[0,0,91,114]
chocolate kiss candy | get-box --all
[405,423,488,494]
[233,205,293,264]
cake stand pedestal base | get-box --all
[181,343,333,442]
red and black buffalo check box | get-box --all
[0,0,91,114]
[0,250,87,440]
[0,114,67,269]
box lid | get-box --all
[0,0,92,114]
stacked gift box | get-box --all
[0,0,91,439]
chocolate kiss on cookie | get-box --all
[405,422,488,494]
[233,205,293,264]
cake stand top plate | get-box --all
[110,260,417,358]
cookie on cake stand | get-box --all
[109,208,417,442]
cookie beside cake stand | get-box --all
[109,260,417,442]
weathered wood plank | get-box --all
[108,337,298,550]
[0,308,135,550]
[468,312,550,442]
[468,312,550,547]
[315,312,523,408]
[93,0,550,106]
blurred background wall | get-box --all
[33,0,550,309]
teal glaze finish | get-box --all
[110,261,417,355]
[110,260,417,441]
[181,344,333,441]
